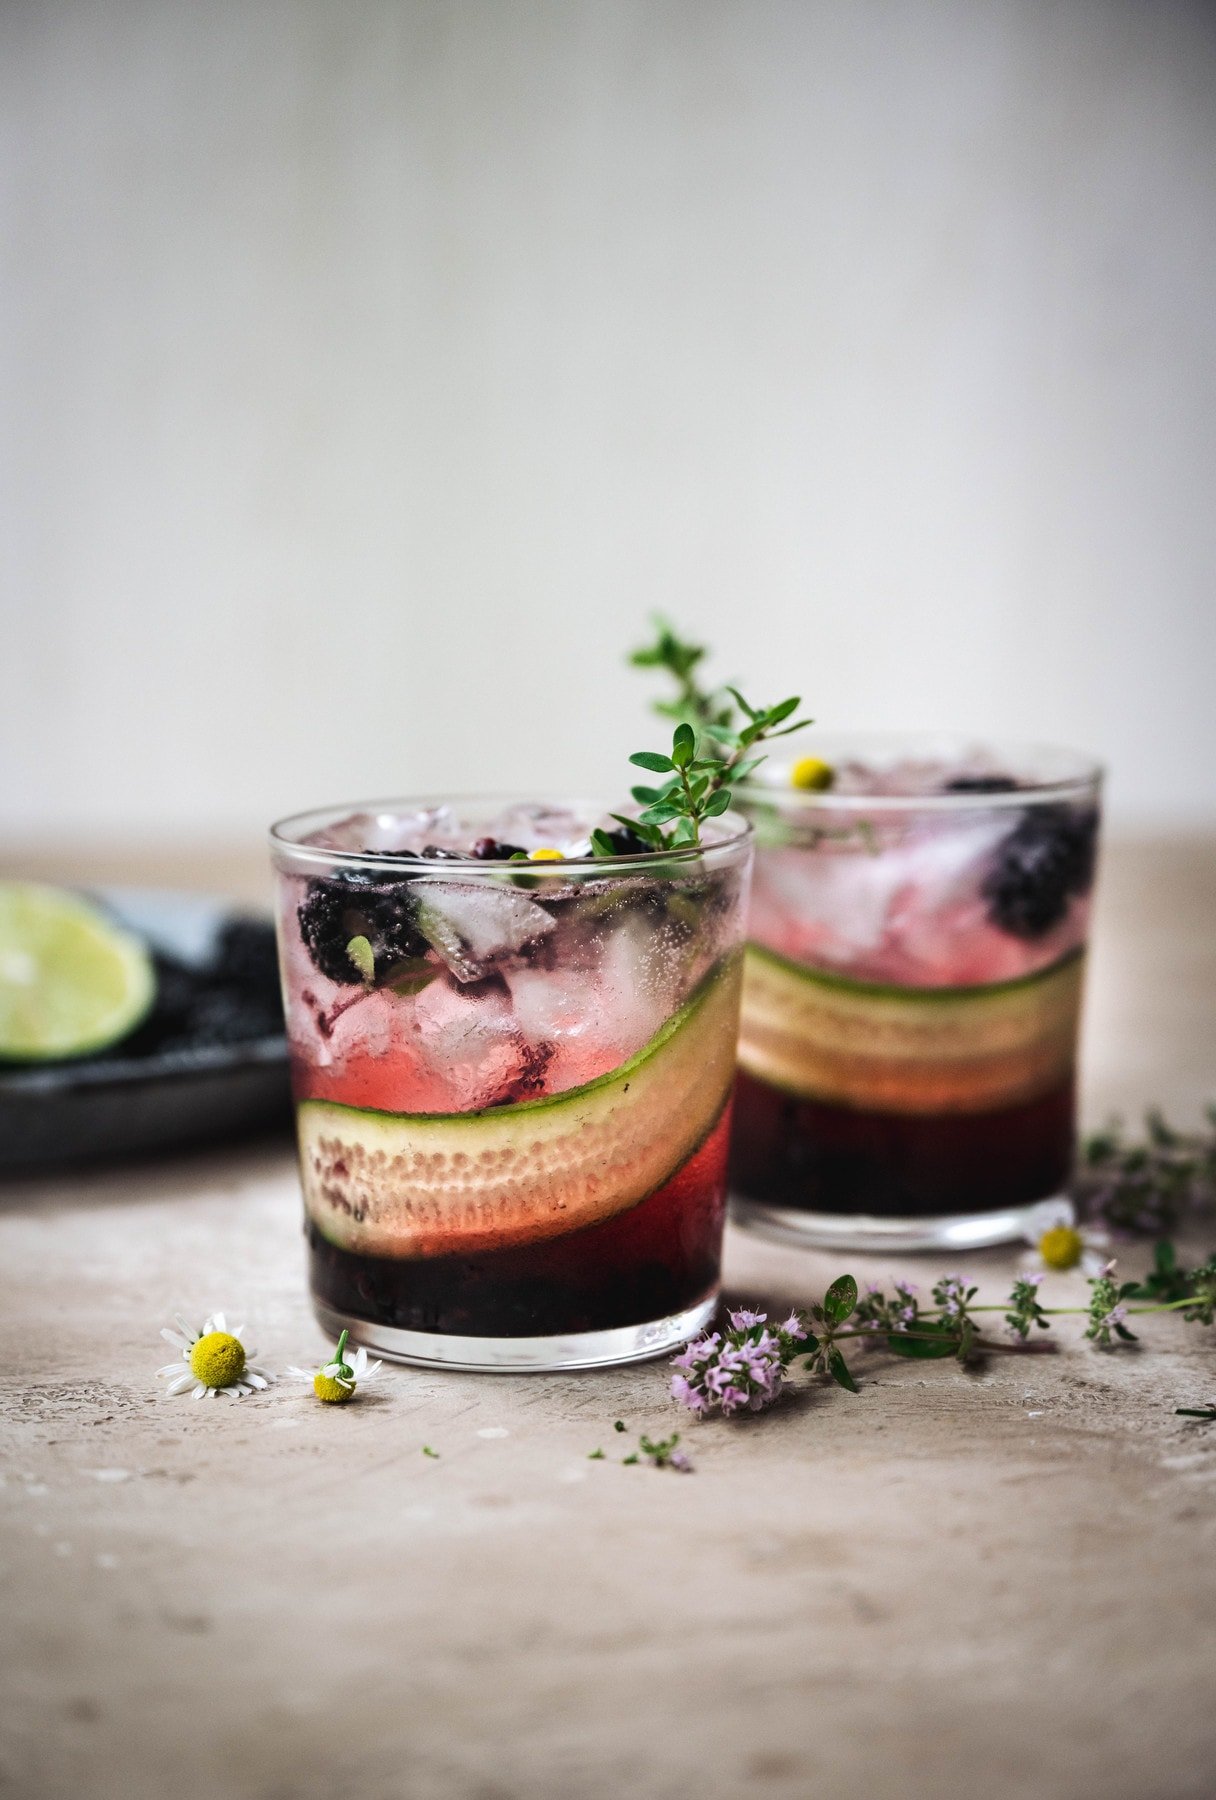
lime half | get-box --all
[0,883,155,1061]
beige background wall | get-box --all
[3,0,1215,839]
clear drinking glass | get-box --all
[270,797,752,1370]
[730,736,1103,1251]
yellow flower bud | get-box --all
[1037,1225,1084,1272]
[313,1370,355,1404]
[790,757,835,792]
[189,1331,247,1389]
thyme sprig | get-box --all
[673,1245,1216,1419]
[1074,1108,1216,1235]
[628,619,735,736]
[611,694,808,855]
[594,619,811,855]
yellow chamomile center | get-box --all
[189,1331,247,1389]
[529,847,564,862]
[313,1369,354,1404]
[790,757,835,792]
[1038,1225,1084,1272]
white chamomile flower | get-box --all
[156,1312,275,1400]
[1022,1199,1110,1276]
[286,1330,382,1405]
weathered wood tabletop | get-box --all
[2,839,1214,1800]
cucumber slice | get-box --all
[298,957,741,1258]
[738,942,1084,1115]
[0,882,155,1061]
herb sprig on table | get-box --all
[1074,1108,1216,1235]
[673,1245,1216,1420]
[593,621,810,856]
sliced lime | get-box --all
[0,882,156,1061]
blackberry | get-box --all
[471,837,528,860]
[983,806,1099,939]
[420,844,464,860]
[212,918,280,1004]
[297,877,428,985]
[123,937,285,1056]
[182,983,283,1047]
[943,775,1020,795]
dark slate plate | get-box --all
[0,889,292,1172]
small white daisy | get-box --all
[157,1312,276,1400]
[1022,1199,1110,1276]
[286,1331,382,1404]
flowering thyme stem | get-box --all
[943,1299,1204,1319]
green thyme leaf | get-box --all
[346,935,375,983]
[885,1322,959,1359]
[824,1274,858,1325]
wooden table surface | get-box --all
[2,837,1214,1800]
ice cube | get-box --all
[886,816,1014,931]
[751,815,1014,982]
[405,977,532,1110]
[412,878,556,982]
[752,842,895,966]
[304,807,461,856]
[479,803,590,855]
[503,910,680,1093]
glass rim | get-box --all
[268,793,753,876]
[737,734,1104,814]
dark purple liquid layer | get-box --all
[730,1070,1075,1217]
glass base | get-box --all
[312,1294,718,1373]
[732,1195,1047,1253]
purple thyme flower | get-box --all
[670,1373,709,1413]
[671,1332,720,1373]
[936,1276,967,1318]
[670,1307,792,1418]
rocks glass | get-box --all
[730,737,1102,1251]
[270,798,752,1369]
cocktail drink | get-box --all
[730,738,1102,1249]
[270,799,751,1369]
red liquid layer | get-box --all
[729,1070,1074,1217]
[308,1103,732,1337]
